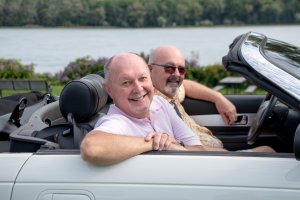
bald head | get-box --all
[105,53,148,84]
[148,45,185,65]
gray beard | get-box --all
[164,83,179,97]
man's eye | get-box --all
[140,76,148,81]
[122,81,131,86]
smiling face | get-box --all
[149,46,186,98]
[104,53,154,119]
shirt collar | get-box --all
[154,89,179,105]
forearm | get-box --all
[183,79,236,124]
[80,131,153,166]
[183,79,223,103]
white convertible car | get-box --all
[1,32,300,200]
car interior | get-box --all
[1,73,109,152]
[0,73,300,158]
[183,95,300,153]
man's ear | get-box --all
[148,64,153,71]
[103,83,112,97]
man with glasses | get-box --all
[148,46,274,153]
[148,45,236,148]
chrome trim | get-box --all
[242,32,300,100]
[191,113,256,127]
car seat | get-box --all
[56,74,108,149]
[9,74,108,152]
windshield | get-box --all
[241,32,300,103]
[263,39,300,79]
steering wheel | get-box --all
[248,94,277,145]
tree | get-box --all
[143,1,160,27]
[36,0,62,26]
[0,0,298,27]
[104,0,128,27]
[2,0,22,26]
[18,0,38,25]
[125,1,146,27]
[201,0,225,25]
[86,0,106,26]
[258,0,284,24]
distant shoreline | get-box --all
[0,24,299,29]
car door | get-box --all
[0,153,32,200]
[182,94,266,150]
[10,150,300,200]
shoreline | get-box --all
[0,24,299,30]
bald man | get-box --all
[148,46,274,153]
[81,53,224,166]
[148,45,236,147]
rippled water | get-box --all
[0,25,299,74]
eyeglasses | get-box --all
[150,63,186,75]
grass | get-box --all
[51,85,64,96]
[0,85,64,97]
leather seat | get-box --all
[59,74,108,122]
[36,74,108,149]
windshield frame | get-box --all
[263,39,300,79]
[241,32,300,101]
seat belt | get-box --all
[9,97,27,127]
[170,100,182,119]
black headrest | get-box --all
[59,74,108,122]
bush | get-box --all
[0,58,34,79]
[54,56,108,84]
[185,64,237,87]
[0,56,240,89]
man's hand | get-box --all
[215,96,237,125]
[144,132,187,151]
[183,79,237,125]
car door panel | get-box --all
[181,95,265,133]
[11,153,300,200]
[182,95,265,115]
[0,153,32,200]
[181,95,266,150]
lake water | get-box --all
[0,25,299,74]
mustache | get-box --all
[167,75,181,82]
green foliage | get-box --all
[0,57,261,95]
[0,0,299,27]
[51,84,64,96]
[0,58,34,79]
[0,57,242,88]
[54,56,107,84]
[185,64,236,87]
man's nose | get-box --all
[172,67,181,76]
[133,81,144,91]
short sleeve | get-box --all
[94,115,130,135]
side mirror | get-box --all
[294,123,300,160]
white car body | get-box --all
[1,32,300,200]
[1,152,300,200]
